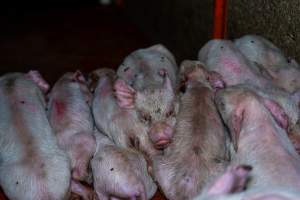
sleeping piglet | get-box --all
[114,45,179,149]
[90,68,160,163]
[91,129,157,200]
[193,85,300,200]
[0,71,71,200]
[198,39,300,141]
[152,60,230,200]
[234,34,300,93]
[47,71,97,199]
[215,85,300,189]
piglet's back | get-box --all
[0,73,70,200]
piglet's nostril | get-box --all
[164,125,173,138]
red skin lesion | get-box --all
[99,85,111,98]
[53,100,66,118]
[220,56,242,75]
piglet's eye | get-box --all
[166,110,174,118]
[140,113,152,124]
[218,101,225,111]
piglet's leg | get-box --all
[71,180,98,200]
[70,132,96,181]
[114,79,135,109]
[207,165,252,195]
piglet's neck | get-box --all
[240,100,300,161]
[239,101,285,149]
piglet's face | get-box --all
[135,76,179,149]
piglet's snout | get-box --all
[149,122,173,149]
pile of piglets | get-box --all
[1,34,300,200]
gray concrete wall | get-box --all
[124,0,300,62]
[228,0,300,61]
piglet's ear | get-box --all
[87,72,99,93]
[262,98,289,131]
[73,70,86,84]
[162,73,175,96]
[114,79,136,109]
[26,70,50,93]
[228,107,244,152]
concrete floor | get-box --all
[0,4,166,200]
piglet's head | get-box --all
[72,70,87,84]
[58,70,87,85]
[114,72,178,149]
[59,71,92,106]
[88,68,115,93]
[26,70,50,93]
[179,60,225,92]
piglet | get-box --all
[234,35,289,70]
[193,86,300,200]
[266,65,300,93]
[114,45,179,149]
[152,60,230,200]
[47,71,97,199]
[0,71,71,200]
[215,85,300,189]
[198,39,270,87]
[234,34,300,93]
[91,68,160,161]
[198,40,299,133]
[91,129,157,200]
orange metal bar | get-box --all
[212,0,227,39]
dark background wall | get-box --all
[124,0,300,63]
[123,0,214,62]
